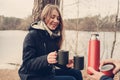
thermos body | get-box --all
[87,34,100,74]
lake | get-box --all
[0,30,120,69]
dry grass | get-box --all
[0,69,20,80]
[0,69,119,80]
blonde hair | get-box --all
[41,4,63,49]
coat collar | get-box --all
[32,21,60,39]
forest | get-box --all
[0,14,120,31]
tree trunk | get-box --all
[32,0,60,21]
[110,0,119,58]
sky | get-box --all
[63,0,118,19]
[0,0,34,18]
[0,0,118,19]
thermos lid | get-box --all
[100,64,114,78]
[91,34,99,40]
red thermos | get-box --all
[87,34,100,74]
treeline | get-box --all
[64,15,120,31]
[0,15,32,30]
[0,15,120,31]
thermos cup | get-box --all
[57,50,69,65]
[87,34,100,75]
[100,64,115,78]
[74,56,84,70]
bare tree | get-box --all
[110,0,119,58]
[75,0,79,55]
[32,0,60,22]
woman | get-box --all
[88,59,120,80]
[18,4,83,80]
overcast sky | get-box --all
[0,0,34,18]
[63,0,118,19]
[0,0,118,19]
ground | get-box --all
[0,69,19,80]
[0,69,119,80]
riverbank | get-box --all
[0,69,19,80]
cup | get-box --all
[100,64,115,78]
[57,50,69,65]
[74,56,84,70]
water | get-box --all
[0,30,120,69]
[62,31,120,58]
[0,30,27,69]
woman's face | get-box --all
[45,9,60,31]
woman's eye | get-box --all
[51,15,55,19]
[51,15,60,21]
[57,17,60,20]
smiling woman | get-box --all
[18,4,83,80]
[0,0,34,18]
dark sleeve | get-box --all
[22,32,51,72]
[100,75,113,80]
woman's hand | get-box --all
[47,51,57,64]
[88,67,104,80]
[66,59,74,68]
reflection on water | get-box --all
[0,30,120,69]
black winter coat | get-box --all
[18,27,64,80]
